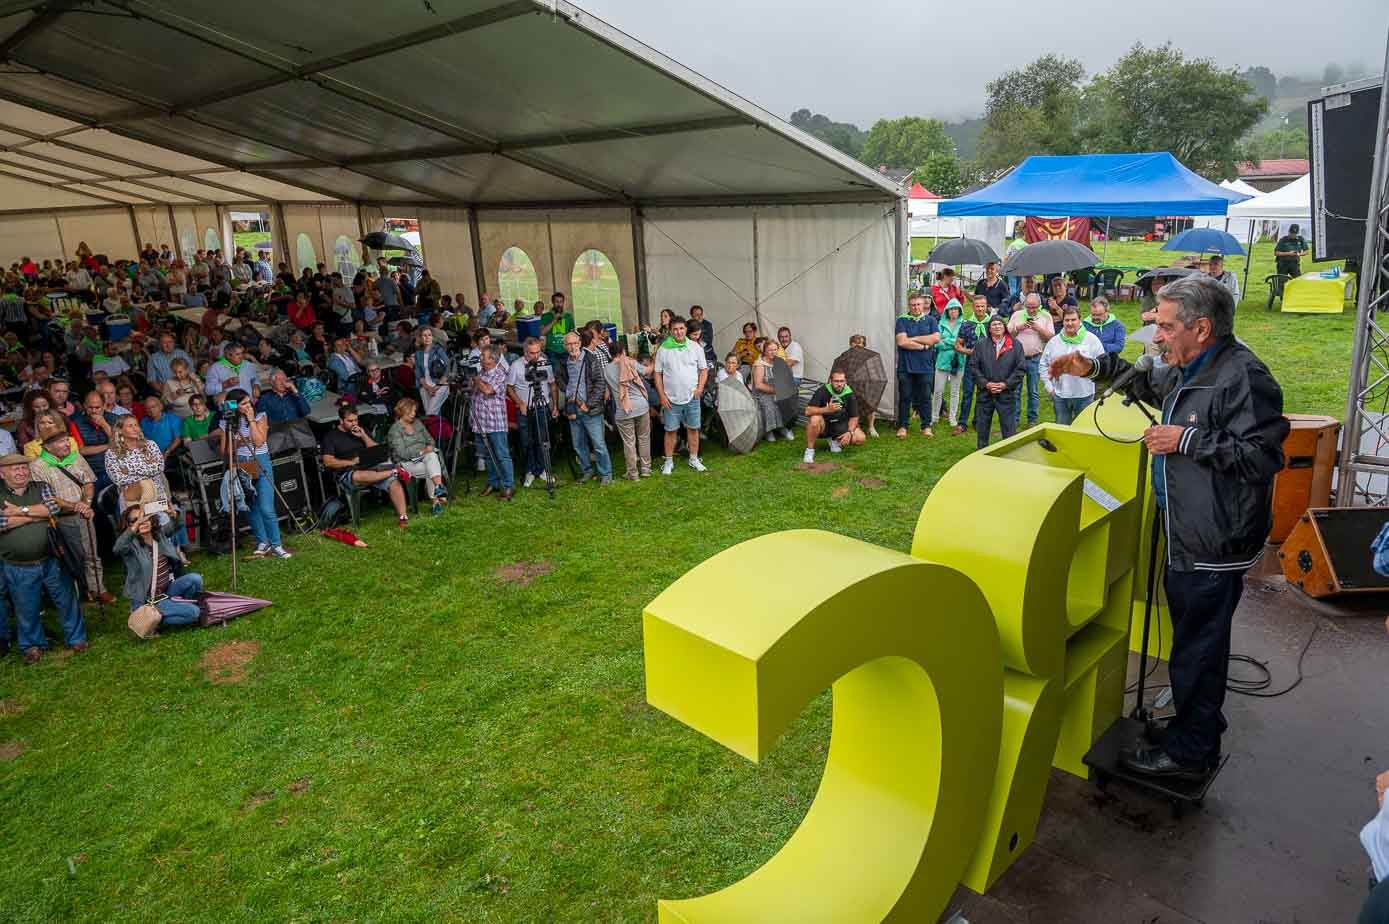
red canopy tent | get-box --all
[909,182,939,200]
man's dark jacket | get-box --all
[1092,336,1288,572]
[966,333,1026,395]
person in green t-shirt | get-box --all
[180,395,223,454]
[540,291,573,363]
[1274,224,1309,278]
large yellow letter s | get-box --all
[643,529,1003,922]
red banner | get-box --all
[1024,216,1092,245]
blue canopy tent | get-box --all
[938,153,1252,217]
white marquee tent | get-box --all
[1192,179,1264,240]
[0,0,908,398]
[1227,174,1311,222]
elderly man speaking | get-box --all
[1049,275,1288,782]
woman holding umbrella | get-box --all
[931,300,966,432]
[751,338,791,442]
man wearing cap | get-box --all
[0,450,87,664]
[30,413,111,605]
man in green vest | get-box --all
[0,453,87,664]
[541,291,573,369]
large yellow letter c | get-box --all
[643,529,1003,922]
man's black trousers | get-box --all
[1159,567,1245,767]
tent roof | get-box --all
[0,0,898,213]
[1227,175,1310,220]
[938,153,1251,217]
[1221,178,1263,198]
[909,182,939,199]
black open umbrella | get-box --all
[1134,266,1198,285]
[1001,240,1097,276]
[926,237,1000,267]
[831,346,887,411]
[388,254,424,268]
[361,231,418,252]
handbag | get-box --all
[127,544,163,640]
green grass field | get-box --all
[0,239,1357,922]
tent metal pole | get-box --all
[752,208,762,333]
[1242,219,1256,299]
[52,214,65,261]
[1102,217,1110,263]
[894,199,907,309]
[165,204,177,254]
[273,202,291,270]
[630,205,651,328]
[127,206,142,257]
[467,206,486,309]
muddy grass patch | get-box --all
[795,462,840,475]
[0,698,28,718]
[0,740,29,761]
[241,789,276,814]
[831,486,851,499]
[200,641,261,685]
[494,560,556,589]
[857,478,887,490]
[289,776,312,796]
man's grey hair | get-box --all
[484,344,502,361]
[1157,275,1235,338]
[1090,295,1109,310]
[1025,292,1042,308]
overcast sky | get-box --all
[576,0,1388,125]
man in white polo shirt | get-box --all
[653,316,710,475]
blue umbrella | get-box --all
[1162,227,1246,256]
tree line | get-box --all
[789,43,1346,197]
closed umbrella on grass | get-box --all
[1162,227,1246,256]
[1001,239,1098,277]
[186,591,272,628]
[716,376,760,454]
[926,237,1000,267]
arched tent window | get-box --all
[498,246,539,311]
[334,235,361,278]
[179,230,197,259]
[295,233,318,275]
[571,249,620,326]
[203,228,220,253]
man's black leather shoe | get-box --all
[1119,746,1209,782]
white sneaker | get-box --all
[661,457,674,476]
[251,542,270,557]
[781,428,794,440]
[540,471,552,485]
[523,473,536,488]
[765,431,777,442]
[270,545,293,559]
[868,426,880,438]
[688,456,707,472]
[829,441,842,453]
[803,448,815,464]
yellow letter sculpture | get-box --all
[643,425,1148,922]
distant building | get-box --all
[876,165,914,187]
[1237,158,1309,192]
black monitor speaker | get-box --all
[1309,77,1383,262]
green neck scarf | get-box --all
[826,382,853,400]
[93,352,112,364]
[40,446,78,468]
[898,311,927,322]
[1088,314,1117,327]
[1059,329,1087,346]
[968,316,991,336]
[660,336,688,351]
[218,356,243,373]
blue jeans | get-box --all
[131,572,203,627]
[1051,394,1092,425]
[5,559,86,651]
[476,430,515,491]
[1018,355,1041,426]
[958,366,976,427]
[568,412,611,479]
[896,371,933,431]
[247,456,282,548]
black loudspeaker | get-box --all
[1309,77,1383,262]
[268,451,311,521]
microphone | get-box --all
[1099,354,1154,401]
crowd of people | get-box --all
[0,234,1216,664]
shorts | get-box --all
[662,400,701,432]
[338,466,397,494]
[823,417,850,441]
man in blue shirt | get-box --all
[140,396,182,458]
[1082,296,1127,355]
[146,331,192,386]
[894,293,941,438]
[73,390,116,490]
[256,370,312,423]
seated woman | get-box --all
[160,356,203,418]
[114,506,204,631]
[357,360,394,433]
[751,337,793,442]
[387,397,447,515]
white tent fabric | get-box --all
[1228,175,1311,220]
[1192,179,1265,239]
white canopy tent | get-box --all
[1227,175,1311,222]
[1192,179,1264,240]
[0,0,907,401]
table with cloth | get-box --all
[1282,271,1356,314]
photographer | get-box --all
[225,388,292,559]
[114,506,203,630]
[506,337,559,489]
[321,406,411,529]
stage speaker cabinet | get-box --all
[1309,76,1383,262]
[1270,414,1340,543]
[1279,506,1389,597]
[269,450,311,522]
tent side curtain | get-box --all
[170,206,198,261]
[940,153,1252,218]
[132,205,175,253]
[283,204,326,275]
[315,204,364,282]
[476,211,557,310]
[417,208,477,309]
[0,214,64,266]
[643,204,898,410]
[57,209,137,263]
[546,208,639,331]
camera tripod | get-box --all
[523,375,557,500]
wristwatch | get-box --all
[20,506,29,516]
